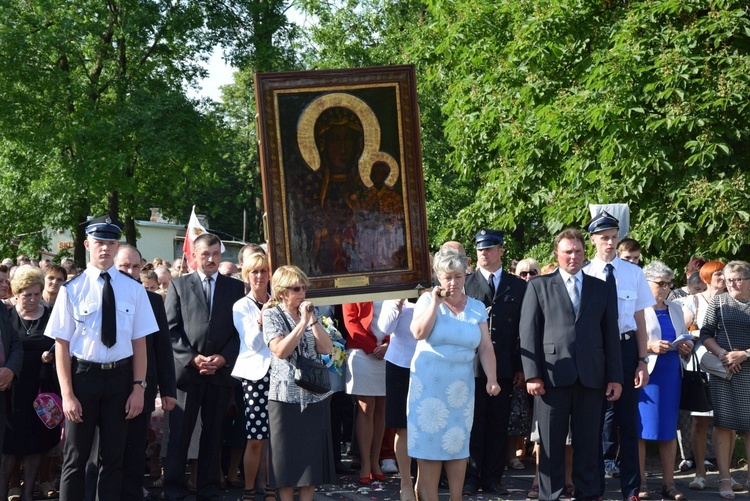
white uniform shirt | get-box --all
[44,264,158,363]
[582,256,654,333]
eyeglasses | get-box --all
[725,277,750,286]
[648,280,672,289]
[519,270,539,278]
[289,285,307,292]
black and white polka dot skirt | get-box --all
[242,372,270,440]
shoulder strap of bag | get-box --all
[718,295,735,351]
[276,306,303,359]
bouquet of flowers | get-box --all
[320,316,347,375]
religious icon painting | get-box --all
[255,65,430,303]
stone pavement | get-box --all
[153,456,749,501]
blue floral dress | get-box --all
[407,294,487,460]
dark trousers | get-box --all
[60,362,131,501]
[465,377,513,487]
[601,400,618,459]
[164,384,232,501]
[599,336,640,499]
[330,391,353,464]
[536,381,604,501]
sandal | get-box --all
[719,478,735,500]
[40,481,57,499]
[527,483,539,499]
[661,482,686,501]
[264,487,277,501]
[688,476,705,490]
[242,489,256,501]
[638,483,650,499]
[730,478,743,492]
[563,483,575,497]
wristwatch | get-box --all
[638,356,649,364]
[133,380,147,389]
[744,349,750,359]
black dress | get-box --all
[3,306,61,455]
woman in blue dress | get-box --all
[408,248,500,501]
[638,261,693,501]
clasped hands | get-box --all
[193,354,227,375]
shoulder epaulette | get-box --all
[118,270,140,282]
[62,273,85,287]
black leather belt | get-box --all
[72,357,132,370]
[620,330,636,341]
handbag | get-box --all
[33,391,64,429]
[697,296,734,380]
[276,307,331,394]
[680,351,713,412]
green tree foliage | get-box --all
[0,0,297,261]
[413,0,750,267]
[301,0,750,270]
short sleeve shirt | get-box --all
[44,264,158,362]
[583,256,655,333]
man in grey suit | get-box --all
[520,228,623,501]
[164,233,245,501]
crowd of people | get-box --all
[0,211,748,501]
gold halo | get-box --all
[297,92,398,188]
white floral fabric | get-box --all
[407,293,487,460]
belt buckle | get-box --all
[621,332,631,341]
[101,362,115,370]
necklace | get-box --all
[444,295,467,312]
[19,316,37,336]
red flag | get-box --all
[182,207,207,271]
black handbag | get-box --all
[680,350,712,412]
[277,307,331,394]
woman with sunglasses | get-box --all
[515,258,540,282]
[262,266,334,501]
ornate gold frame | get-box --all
[255,66,430,304]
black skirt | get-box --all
[385,361,410,429]
[268,399,336,488]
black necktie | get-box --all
[488,273,495,297]
[604,263,616,289]
[203,276,213,313]
[101,272,117,348]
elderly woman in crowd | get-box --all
[409,248,500,501]
[0,266,60,501]
[637,261,693,501]
[262,266,334,501]
[379,298,418,500]
[41,264,67,307]
[678,260,726,490]
[699,260,750,500]
[233,253,273,501]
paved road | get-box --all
[142,456,749,501]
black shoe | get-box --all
[482,483,509,495]
[335,462,353,475]
[462,483,478,496]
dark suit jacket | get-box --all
[0,305,23,414]
[465,269,526,379]
[165,273,245,388]
[519,270,623,389]
[144,291,177,413]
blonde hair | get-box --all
[11,265,45,294]
[271,265,310,299]
[241,253,269,282]
[516,258,540,274]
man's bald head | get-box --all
[440,241,466,256]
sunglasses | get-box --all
[289,285,307,292]
[519,270,539,278]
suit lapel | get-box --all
[495,272,510,298]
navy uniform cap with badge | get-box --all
[584,210,620,234]
[475,228,504,249]
[85,215,124,241]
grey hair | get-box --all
[433,247,468,276]
[724,260,750,277]
[642,260,674,281]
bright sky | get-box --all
[189,48,235,102]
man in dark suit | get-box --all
[0,300,23,456]
[520,228,623,501]
[164,233,245,501]
[463,229,527,496]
